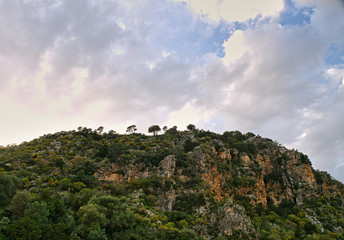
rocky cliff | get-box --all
[94,130,344,239]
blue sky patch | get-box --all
[148,7,233,62]
[279,0,313,26]
[325,44,344,66]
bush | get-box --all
[314,171,324,185]
[264,170,283,184]
[107,143,128,163]
[174,193,206,212]
[183,139,198,152]
[300,153,311,165]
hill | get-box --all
[0,126,343,239]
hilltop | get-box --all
[0,126,343,239]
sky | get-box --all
[0,0,344,182]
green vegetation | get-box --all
[148,125,161,136]
[0,126,343,239]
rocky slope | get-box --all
[0,127,343,239]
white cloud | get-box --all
[208,1,344,182]
[0,0,202,144]
[222,30,246,65]
[166,101,202,129]
[294,0,344,43]
[0,0,344,183]
[175,0,284,22]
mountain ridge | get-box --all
[0,126,343,239]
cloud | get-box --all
[222,30,246,64]
[0,0,344,183]
[203,0,344,181]
[0,0,214,141]
[166,101,203,128]
[294,65,344,175]
[175,0,284,22]
[161,0,344,181]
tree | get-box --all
[148,125,161,136]
[108,130,117,135]
[10,190,30,219]
[126,125,137,134]
[184,138,198,152]
[186,124,196,131]
[166,126,178,135]
[163,126,168,133]
[108,143,127,163]
[96,126,104,135]
[7,217,42,240]
[77,203,107,228]
[0,174,21,206]
[24,201,49,225]
[0,217,10,239]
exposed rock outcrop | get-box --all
[95,135,344,239]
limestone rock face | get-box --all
[218,200,256,239]
[158,188,176,211]
[94,135,344,239]
[240,155,250,166]
[194,198,257,240]
[160,155,176,178]
[97,162,149,182]
[97,141,342,208]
